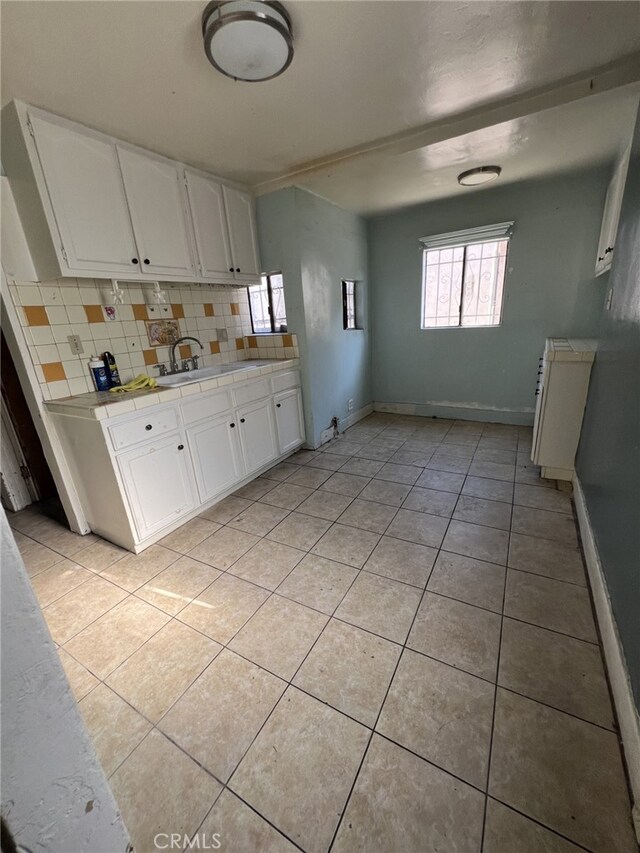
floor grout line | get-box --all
[9,413,624,853]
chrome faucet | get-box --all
[169,336,204,373]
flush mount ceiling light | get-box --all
[202,0,293,82]
[458,166,502,187]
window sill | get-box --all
[420,324,503,331]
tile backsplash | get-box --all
[8,278,299,399]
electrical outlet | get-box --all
[319,427,334,445]
[348,399,354,412]
[67,335,83,355]
[147,304,170,317]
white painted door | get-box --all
[184,169,234,279]
[274,389,304,454]
[223,186,261,279]
[117,435,196,540]
[187,414,244,503]
[117,146,196,278]
[29,110,139,275]
[236,398,278,474]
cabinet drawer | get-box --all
[108,408,179,451]
[270,371,301,394]
[232,378,271,407]
[181,389,232,426]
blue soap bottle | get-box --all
[89,356,110,392]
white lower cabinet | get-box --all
[117,435,196,540]
[274,388,304,454]
[236,398,279,474]
[187,414,243,503]
[50,367,304,552]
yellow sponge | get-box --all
[109,374,158,393]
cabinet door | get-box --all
[595,146,630,277]
[187,414,244,503]
[274,388,304,454]
[117,146,196,278]
[29,111,139,274]
[116,435,196,540]
[223,186,261,278]
[184,169,234,279]
[236,398,278,474]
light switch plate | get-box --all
[67,335,83,355]
[217,328,228,342]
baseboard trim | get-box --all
[372,400,534,426]
[573,475,640,840]
[340,403,374,432]
[312,403,375,449]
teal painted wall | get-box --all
[367,168,609,423]
[257,188,371,447]
[576,110,640,708]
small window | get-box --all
[420,222,513,329]
[342,279,358,330]
[248,272,288,334]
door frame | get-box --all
[1,403,37,510]
[0,270,89,532]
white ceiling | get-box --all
[297,87,640,213]
[2,1,640,212]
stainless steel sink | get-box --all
[155,363,252,387]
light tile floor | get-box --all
[7,413,637,853]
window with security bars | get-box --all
[248,272,287,334]
[420,223,512,329]
[342,279,358,330]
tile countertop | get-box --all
[43,359,300,421]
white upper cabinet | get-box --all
[117,146,195,278]
[1,100,261,284]
[595,146,630,277]
[184,168,234,279]
[28,110,139,275]
[223,186,261,279]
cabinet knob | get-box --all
[132,258,139,264]
[143,258,150,265]
[230,422,235,428]
[145,424,153,430]
[276,403,281,408]
[240,418,245,423]
[177,444,184,450]
[605,246,614,254]
[229,267,234,272]
[598,255,605,261]
[236,267,240,273]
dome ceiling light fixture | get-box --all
[202,0,294,82]
[458,166,502,187]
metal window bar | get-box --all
[342,280,357,329]
[422,238,508,329]
[249,273,288,334]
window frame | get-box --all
[342,279,359,331]
[419,222,513,331]
[248,271,287,335]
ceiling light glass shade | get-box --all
[458,166,502,187]
[202,0,293,82]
